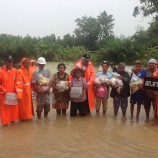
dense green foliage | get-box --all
[0,8,158,66]
[133,0,158,17]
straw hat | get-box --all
[71,67,85,77]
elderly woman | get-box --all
[70,67,87,117]
[52,63,70,115]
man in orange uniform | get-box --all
[16,58,34,120]
[74,53,95,113]
[0,55,19,125]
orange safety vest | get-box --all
[16,58,34,120]
[0,66,19,125]
[74,59,96,111]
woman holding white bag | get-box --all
[52,63,70,115]
[70,67,87,117]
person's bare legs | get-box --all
[102,98,107,114]
[136,104,141,120]
[96,97,101,113]
[130,104,134,119]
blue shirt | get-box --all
[135,69,146,79]
[96,71,112,79]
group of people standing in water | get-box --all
[0,53,158,126]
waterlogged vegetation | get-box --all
[0,4,158,66]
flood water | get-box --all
[0,62,158,158]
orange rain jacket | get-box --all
[16,58,34,120]
[74,59,96,111]
[0,66,19,125]
[153,70,158,117]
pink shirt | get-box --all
[70,77,87,102]
[96,85,108,98]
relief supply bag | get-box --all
[5,92,18,105]
[70,87,82,98]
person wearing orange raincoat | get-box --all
[73,53,95,113]
[153,69,158,120]
[0,55,19,125]
[16,58,34,120]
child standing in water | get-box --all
[130,60,146,120]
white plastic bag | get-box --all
[95,76,111,85]
[110,78,123,93]
[129,74,143,93]
[37,73,50,92]
[5,92,18,105]
[70,87,82,98]
[111,72,121,78]
[56,81,69,92]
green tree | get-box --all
[98,11,114,40]
[133,0,158,17]
[74,16,100,50]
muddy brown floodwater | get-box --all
[0,62,158,158]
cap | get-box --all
[71,67,85,77]
[21,58,30,64]
[5,55,14,62]
[37,57,46,64]
[148,59,156,64]
[82,53,90,60]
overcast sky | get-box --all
[0,0,153,38]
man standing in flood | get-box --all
[32,57,52,119]
[0,55,19,125]
[144,59,157,120]
[74,53,95,113]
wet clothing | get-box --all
[0,66,19,125]
[52,72,70,110]
[16,58,34,120]
[113,97,128,112]
[70,100,87,117]
[36,93,50,113]
[130,90,145,105]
